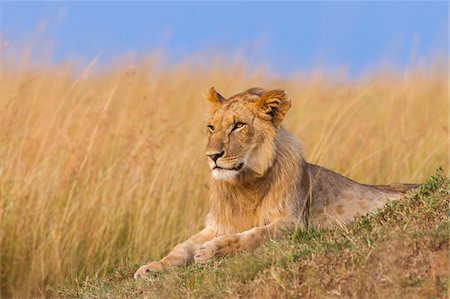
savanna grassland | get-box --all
[0,51,448,297]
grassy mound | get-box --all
[58,167,449,298]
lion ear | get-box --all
[256,89,291,126]
[206,87,226,105]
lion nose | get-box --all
[207,151,224,162]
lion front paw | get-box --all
[194,240,218,264]
[133,261,165,279]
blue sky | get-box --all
[1,1,448,75]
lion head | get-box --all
[205,87,291,181]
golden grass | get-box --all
[0,52,447,297]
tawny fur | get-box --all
[134,87,418,279]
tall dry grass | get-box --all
[0,52,447,297]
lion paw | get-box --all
[194,240,218,264]
[133,261,165,279]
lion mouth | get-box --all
[213,163,244,171]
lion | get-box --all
[134,87,418,278]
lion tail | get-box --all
[370,183,420,194]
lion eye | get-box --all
[232,122,245,131]
[207,125,215,132]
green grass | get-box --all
[57,167,449,298]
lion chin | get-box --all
[211,168,240,180]
[211,163,245,180]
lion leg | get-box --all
[134,228,215,279]
[194,219,293,264]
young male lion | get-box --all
[134,87,417,278]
